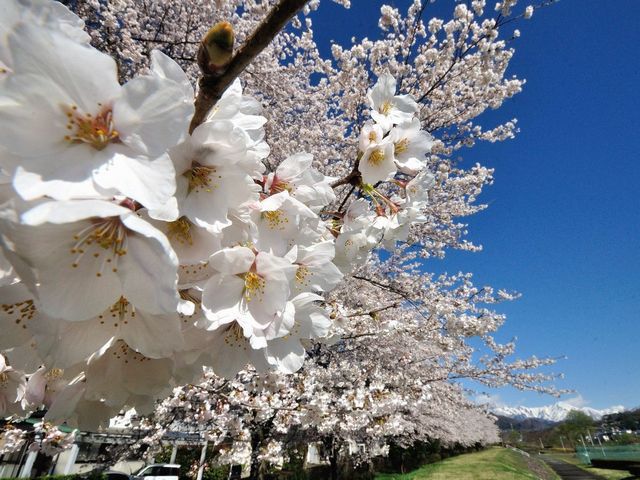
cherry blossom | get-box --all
[202,246,296,339]
[0,27,192,213]
[0,200,179,321]
[367,73,418,132]
[0,354,25,418]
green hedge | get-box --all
[0,475,105,480]
[155,445,229,480]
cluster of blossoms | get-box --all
[0,426,26,455]
[332,74,437,270]
[31,422,77,457]
[0,421,75,457]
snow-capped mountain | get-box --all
[492,402,625,422]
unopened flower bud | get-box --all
[198,21,234,75]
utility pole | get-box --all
[170,444,178,464]
[596,434,606,457]
[196,440,208,480]
[580,436,590,463]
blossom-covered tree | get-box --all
[0,0,560,462]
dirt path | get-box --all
[542,457,606,480]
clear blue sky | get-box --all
[313,1,640,409]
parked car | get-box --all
[104,471,132,480]
[132,464,180,480]
[73,468,130,480]
[228,465,242,480]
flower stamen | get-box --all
[186,164,220,193]
[63,104,119,150]
[269,176,292,195]
[243,272,265,302]
[2,300,36,330]
[110,296,134,323]
[70,218,128,276]
[295,265,310,287]
[223,323,246,349]
[261,210,289,230]
[45,368,64,380]
[380,101,393,115]
[394,138,409,155]
[168,217,194,245]
[368,149,385,166]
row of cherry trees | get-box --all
[137,266,558,478]
[1,0,560,473]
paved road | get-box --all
[541,457,607,480]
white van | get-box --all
[132,463,180,480]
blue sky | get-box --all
[313,1,640,409]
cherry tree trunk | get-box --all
[249,428,263,480]
[327,436,339,480]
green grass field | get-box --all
[375,447,558,480]
[547,452,631,480]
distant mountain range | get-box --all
[494,415,557,432]
[492,402,626,423]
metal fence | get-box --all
[576,444,640,464]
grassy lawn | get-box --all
[375,447,558,480]
[547,452,631,480]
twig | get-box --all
[330,169,360,189]
[189,0,309,133]
[336,183,357,213]
[343,301,402,318]
[351,274,432,323]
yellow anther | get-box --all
[269,178,293,195]
[109,297,132,322]
[243,272,265,302]
[168,217,194,245]
[261,209,289,230]
[87,218,127,254]
[368,149,385,166]
[63,104,119,150]
[45,368,64,380]
[186,165,217,193]
[223,323,245,346]
[295,265,310,286]
[394,138,409,155]
[380,101,393,115]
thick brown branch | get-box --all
[189,0,309,133]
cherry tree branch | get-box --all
[189,0,310,133]
[351,274,433,323]
[330,168,361,189]
[343,301,402,319]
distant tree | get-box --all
[555,410,594,445]
[565,411,595,431]
[602,408,640,431]
[504,429,521,446]
[610,433,640,445]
